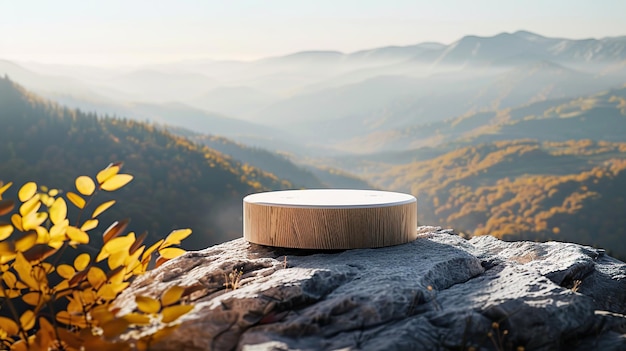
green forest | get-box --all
[0,77,292,250]
[374,139,626,259]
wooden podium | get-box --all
[243,189,417,249]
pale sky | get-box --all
[1,0,625,66]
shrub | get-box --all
[0,163,193,350]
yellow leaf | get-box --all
[31,265,48,290]
[66,192,85,209]
[92,200,115,218]
[57,264,75,280]
[159,247,186,260]
[14,252,38,289]
[0,182,12,199]
[19,194,40,216]
[53,280,70,297]
[142,239,164,262]
[101,318,130,338]
[21,212,48,231]
[75,176,96,196]
[81,219,99,232]
[3,271,17,287]
[10,213,23,231]
[15,231,37,252]
[97,284,116,301]
[22,291,42,306]
[66,226,89,244]
[56,327,84,348]
[49,197,67,225]
[161,286,185,307]
[39,193,50,207]
[144,325,179,346]
[123,312,151,325]
[87,266,107,288]
[0,199,15,216]
[49,219,69,241]
[161,304,193,323]
[164,229,192,246]
[97,235,134,262]
[0,316,19,335]
[109,282,129,295]
[34,226,49,244]
[135,295,160,314]
[41,262,54,274]
[106,266,125,285]
[0,222,13,241]
[90,305,115,323]
[96,164,120,184]
[74,253,91,271]
[10,340,28,351]
[35,317,55,350]
[20,310,36,331]
[100,174,133,191]
[56,311,88,328]
[18,182,37,202]
[107,250,128,270]
[48,188,59,197]
[0,241,16,259]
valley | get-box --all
[2,30,626,259]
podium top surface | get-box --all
[243,189,416,209]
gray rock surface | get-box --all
[113,226,626,350]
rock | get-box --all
[113,227,626,351]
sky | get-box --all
[1,0,625,66]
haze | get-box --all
[2,0,625,65]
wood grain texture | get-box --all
[244,199,417,249]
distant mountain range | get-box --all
[2,31,626,257]
[4,30,626,153]
[339,84,626,153]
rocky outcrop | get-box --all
[113,227,626,350]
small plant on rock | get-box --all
[0,163,194,350]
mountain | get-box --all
[0,77,292,249]
[0,60,104,99]
[44,94,284,143]
[170,129,374,189]
[6,31,626,152]
[368,139,626,260]
[433,31,626,67]
[96,69,219,102]
[187,85,277,118]
[340,84,626,153]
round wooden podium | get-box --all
[243,189,417,249]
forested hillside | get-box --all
[342,85,626,153]
[176,131,374,189]
[373,139,626,259]
[0,77,292,249]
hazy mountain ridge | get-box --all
[340,84,626,153]
[0,77,294,249]
[3,31,626,154]
[168,128,374,189]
